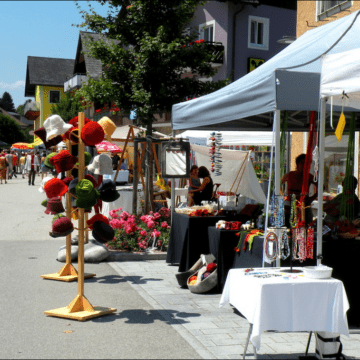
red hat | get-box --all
[44,178,68,198]
[61,176,74,187]
[69,116,91,127]
[85,174,98,188]
[34,127,62,149]
[81,121,105,146]
[44,197,65,215]
[87,214,110,230]
[50,217,74,238]
[62,127,80,145]
[50,150,78,173]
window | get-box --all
[317,1,352,21]
[248,16,269,51]
[49,90,60,104]
[199,20,215,42]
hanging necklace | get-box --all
[265,232,278,262]
[279,229,290,260]
[270,195,285,228]
[293,228,306,262]
[306,227,314,259]
[290,194,298,228]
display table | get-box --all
[101,184,143,217]
[103,170,129,183]
[166,212,226,270]
[220,268,350,352]
[208,228,267,291]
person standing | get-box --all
[5,150,13,180]
[24,150,39,185]
[11,151,18,178]
[189,166,213,206]
[19,153,26,179]
[0,151,8,184]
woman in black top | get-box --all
[190,166,213,205]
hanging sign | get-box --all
[247,58,265,73]
[335,112,346,142]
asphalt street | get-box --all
[0,175,201,359]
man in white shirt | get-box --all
[24,150,40,185]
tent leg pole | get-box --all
[317,99,326,266]
[274,110,281,268]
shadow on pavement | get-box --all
[90,309,201,325]
[86,275,164,285]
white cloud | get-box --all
[0,81,25,90]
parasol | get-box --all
[11,142,34,150]
[95,141,122,153]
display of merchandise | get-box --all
[269,194,285,228]
[264,231,279,262]
[292,227,306,262]
[209,131,222,176]
[279,228,290,260]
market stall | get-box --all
[170,10,360,355]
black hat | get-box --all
[99,188,120,203]
[92,221,115,244]
[98,179,116,192]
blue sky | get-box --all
[0,1,112,110]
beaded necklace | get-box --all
[306,227,314,259]
[293,228,306,262]
[279,229,290,260]
[265,232,278,262]
[269,195,285,228]
[289,194,298,228]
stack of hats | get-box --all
[50,150,78,173]
[34,127,62,149]
[50,216,74,238]
[87,214,110,230]
[88,154,113,175]
[92,221,114,244]
[98,179,120,202]
[75,179,100,209]
[98,116,116,141]
[44,197,66,215]
[43,115,73,140]
[44,178,69,198]
[209,131,222,176]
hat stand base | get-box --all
[41,263,96,282]
[44,295,116,321]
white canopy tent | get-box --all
[317,47,360,265]
[176,130,273,147]
[191,144,266,205]
[171,10,360,266]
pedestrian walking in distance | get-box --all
[24,150,39,186]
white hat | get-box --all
[39,176,53,193]
[43,115,73,140]
[87,154,113,175]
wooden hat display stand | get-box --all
[44,112,116,321]
[41,138,95,282]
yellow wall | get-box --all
[42,85,66,124]
[34,85,41,132]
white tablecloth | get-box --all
[101,185,143,217]
[103,170,129,182]
[219,268,350,350]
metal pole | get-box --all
[317,98,327,266]
[171,131,175,223]
[274,110,281,267]
[133,138,139,215]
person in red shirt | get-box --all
[11,151,18,178]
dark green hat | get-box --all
[75,179,100,209]
[76,151,92,167]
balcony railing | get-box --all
[206,41,224,65]
[64,74,87,92]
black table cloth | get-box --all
[208,228,271,291]
[166,212,226,272]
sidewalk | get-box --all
[109,259,360,360]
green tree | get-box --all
[0,113,32,144]
[16,102,27,115]
[0,91,16,112]
[75,0,230,134]
[50,90,84,122]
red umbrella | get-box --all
[95,141,122,153]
